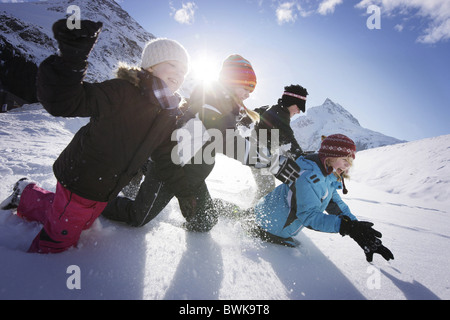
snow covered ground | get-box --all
[0,104,449,300]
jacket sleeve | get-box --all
[187,103,253,165]
[295,177,344,233]
[276,118,304,159]
[152,130,211,199]
[36,55,123,118]
[286,133,304,159]
[201,107,265,167]
[199,105,238,132]
[329,189,357,221]
[152,140,192,198]
[257,106,304,160]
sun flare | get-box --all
[191,54,222,83]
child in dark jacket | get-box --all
[0,20,189,253]
[102,55,300,232]
[250,84,308,201]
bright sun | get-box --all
[191,53,222,83]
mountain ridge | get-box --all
[0,0,154,102]
[291,98,406,152]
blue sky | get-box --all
[4,0,450,141]
[115,0,450,142]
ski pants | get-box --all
[17,182,107,254]
[101,161,218,232]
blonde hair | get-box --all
[242,104,260,123]
[229,91,260,123]
[325,156,353,181]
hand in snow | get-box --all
[52,19,103,62]
[365,242,394,263]
[339,216,394,262]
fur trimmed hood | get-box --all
[116,65,142,88]
[116,64,187,109]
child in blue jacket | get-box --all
[254,134,394,262]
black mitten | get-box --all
[52,19,103,62]
[365,244,394,262]
[340,216,394,262]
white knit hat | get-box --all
[141,38,189,70]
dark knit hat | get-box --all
[281,84,308,112]
[219,54,257,93]
[319,134,356,161]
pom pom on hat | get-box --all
[219,54,257,93]
[141,38,189,70]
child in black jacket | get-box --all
[251,85,308,201]
[1,20,189,253]
[102,55,300,232]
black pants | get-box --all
[101,161,218,232]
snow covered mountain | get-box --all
[0,0,154,102]
[0,104,449,300]
[292,98,406,152]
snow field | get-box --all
[1,104,449,300]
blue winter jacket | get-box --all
[254,154,357,239]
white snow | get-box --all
[1,104,449,300]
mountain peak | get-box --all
[291,98,404,152]
[314,98,361,127]
[323,98,335,105]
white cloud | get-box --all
[318,0,343,15]
[418,18,450,43]
[394,24,403,32]
[356,0,450,44]
[172,2,197,25]
[276,2,297,25]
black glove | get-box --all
[365,244,395,263]
[52,19,103,62]
[340,216,394,262]
[271,156,300,185]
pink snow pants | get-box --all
[17,182,107,254]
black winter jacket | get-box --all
[254,103,304,159]
[152,81,242,198]
[37,56,180,202]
